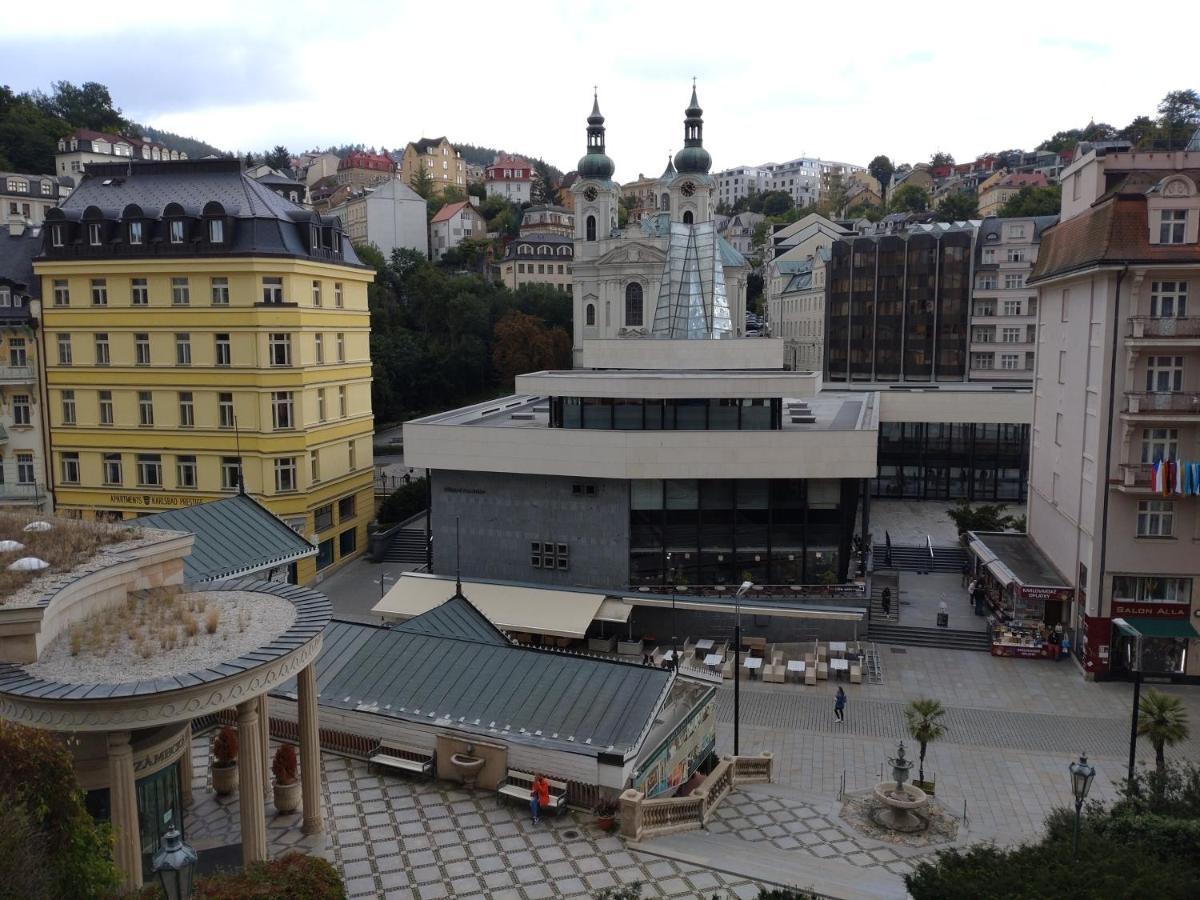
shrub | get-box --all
[132,853,345,900]
[212,726,238,767]
[377,477,427,526]
[0,721,119,899]
[0,804,55,900]
[204,606,220,635]
[272,744,298,786]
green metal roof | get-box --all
[1113,617,1200,639]
[718,235,748,267]
[139,494,315,582]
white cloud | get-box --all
[3,0,1196,175]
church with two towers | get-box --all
[569,86,750,362]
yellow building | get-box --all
[397,137,467,198]
[36,158,376,583]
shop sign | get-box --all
[1018,585,1073,602]
[1111,601,1190,619]
[108,493,206,509]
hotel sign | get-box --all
[108,493,207,509]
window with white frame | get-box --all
[1140,427,1177,464]
[262,277,284,304]
[337,385,347,417]
[16,452,34,484]
[1146,355,1183,392]
[134,333,150,366]
[1001,327,1022,343]
[211,277,229,305]
[310,451,320,484]
[271,391,294,429]
[1000,353,1020,370]
[61,390,76,425]
[336,332,345,362]
[274,457,297,492]
[218,393,234,429]
[1159,209,1187,244]
[171,277,190,305]
[221,457,240,490]
[214,334,231,366]
[137,454,162,487]
[57,333,72,365]
[7,338,25,367]
[175,333,191,366]
[138,391,154,426]
[169,220,185,243]
[314,333,324,364]
[177,455,197,488]
[348,441,357,471]
[90,278,107,306]
[12,394,30,426]
[98,391,113,425]
[269,333,291,366]
[53,279,69,306]
[1008,224,1027,240]
[972,327,993,343]
[102,453,122,485]
[971,352,995,369]
[1004,273,1025,289]
[88,223,103,246]
[1002,299,1022,316]
[1149,281,1187,317]
[312,280,322,307]
[61,452,80,484]
[317,388,326,422]
[1136,500,1174,537]
[128,220,143,245]
[208,219,223,243]
[51,225,64,248]
[1005,248,1026,263]
[1112,575,1191,604]
[334,283,343,308]
[131,278,148,306]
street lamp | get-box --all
[1068,753,1096,859]
[152,828,197,900]
[733,580,752,756]
[375,571,394,600]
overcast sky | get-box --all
[4,1,1195,179]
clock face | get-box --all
[680,180,696,197]
[583,186,598,202]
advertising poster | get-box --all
[633,699,716,798]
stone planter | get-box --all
[273,779,301,814]
[617,639,643,656]
[212,762,238,797]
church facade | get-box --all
[569,88,750,361]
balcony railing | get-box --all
[1128,317,1200,339]
[1125,392,1200,414]
[0,365,35,384]
[633,582,867,600]
[1119,464,1153,489]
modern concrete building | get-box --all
[397,137,468,198]
[485,153,533,204]
[326,177,428,259]
[498,233,573,293]
[3,172,66,227]
[1023,142,1200,681]
[714,166,768,209]
[0,225,49,510]
[55,129,184,187]
[35,158,376,583]
[430,201,487,261]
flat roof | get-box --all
[967,532,1070,588]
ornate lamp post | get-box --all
[733,580,752,755]
[152,828,198,900]
[1068,753,1096,859]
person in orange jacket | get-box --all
[531,774,550,824]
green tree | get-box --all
[410,165,435,200]
[821,173,847,217]
[868,155,895,203]
[0,87,66,172]
[930,151,955,167]
[889,183,929,213]
[467,181,486,200]
[847,202,883,223]
[0,804,54,900]
[1157,89,1200,143]
[263,145,291,170]
[36,80,130,133]
[904,699,947,785]
[531,159,557,205]
[946,501,1016,541]
[761,190,793,216]
[0,721,119,899]
[997,184,1062,217]
[377,477,428,525]
[1138,689,1190,777]
[243,151,257,168]
[1120,115,1157,147]
[492,310,571,385]
[935,191,978,222]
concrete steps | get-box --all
[872,543,967,574]
[384,530,427,564]
[867,622,991,652]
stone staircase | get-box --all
[384,529,427,564]
[872,542,968,574]
[866,621,992,652]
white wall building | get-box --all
[328,177,429,259]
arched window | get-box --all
[586,215,596,241]
[585,303,596,326]
[683,210,694,225]
[625,283,643,327]
[660,193,669,212]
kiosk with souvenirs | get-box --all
[966,531,1074,660]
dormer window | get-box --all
[129,221,143,245]
[209,219,224,243]
[169,220,185,244]
[51,225,64,248]
[88,223,103,246]
[1160,209,1187,244]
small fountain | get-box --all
[449,743,485,789]
[870,741,929,833]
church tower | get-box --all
[669,83,714,224]
[571,92,617,244]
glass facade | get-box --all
[826,229,974,383]
[85,759,183,880]
[873,422,1029,500]
[550,397,781,430]
[629,478,858,586]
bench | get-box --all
[369,741,434,779]
[497,769,568,815]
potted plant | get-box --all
[595,798,618,831]
[272,744,301,814]
[211,725,239,796]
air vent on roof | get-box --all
[511,413,534,420]
[791,415,817,424]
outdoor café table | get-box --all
[696,639,715,650]
[829,641,847,655]
[743,657,763,679]
[661,650,676,662]
[830,658,850,680]
[786,660,806,683]
[704,653,724,672]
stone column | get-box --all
[237,697,268,864]
[258,693,271,799]
[297,662,323,835]
[107,731,143,889]
[180,723,194,804]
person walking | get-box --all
[834,686,847,724]
[1060,633,1071,661]
[881,587,892,618]
[530,773,550,824]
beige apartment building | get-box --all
[397,137,467,198]
[498,234,573,293]
[977,171,1048,217]
[969,215,1058,380]
[1025,142,1200,680]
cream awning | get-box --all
[372,573,620,639]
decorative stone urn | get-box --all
[273,778,301,814]
[212,762,239,797]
